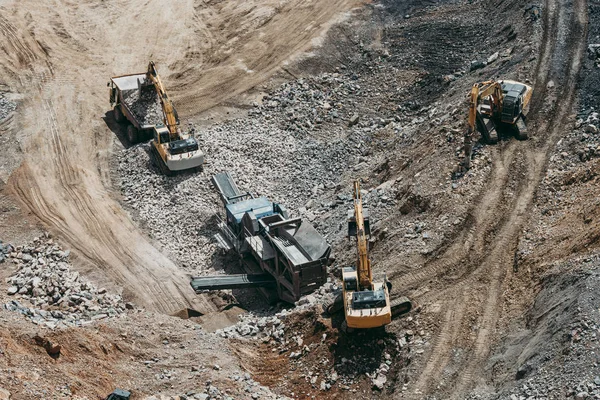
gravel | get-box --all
[0,92,17,121]
[122,88,164,126]
[115,67,466,278]
[3,234,127,328]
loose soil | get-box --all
[0,0,597,399]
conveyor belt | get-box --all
[190,273,275,292]
[212,172,243,204]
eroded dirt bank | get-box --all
[0,0,597,398]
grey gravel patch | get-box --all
[3,234,128,328]
[0,92,17,121]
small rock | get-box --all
[372,374,387,391]
[470,60,485,71]
[588,44,600,59]
[348,113,360,127]
[487,52,499,64]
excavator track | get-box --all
[515,115,529,140]
[390,296,412,319]
[150,144,173,176]
[325,293,344,315]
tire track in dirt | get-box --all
[408,0,587,395]
[394,146,518,294]
[412,297,466,395]
[171,0,363,114]
[1,0,363,315]
[394,0,560,303]
[454,0,587,393]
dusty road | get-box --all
[400,0,589,395]
[0,0,361,314]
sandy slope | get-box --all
[0,0,361,314]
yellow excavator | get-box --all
[144,61,204,175]
[463,79,533,169]
[327,180,411,330]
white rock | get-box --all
[0,387,10,400]
[372,374,387,390]
[487,52,499,64]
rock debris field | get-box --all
[116,70,466,276]
[1,0,599,398]
[2,235,128,329]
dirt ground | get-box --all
[0,0,362,315]
[0,0,598,399]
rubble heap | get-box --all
[3,235,127,329]
[214,282,338,340]
[0,92,17,121]
[122,88,164,126]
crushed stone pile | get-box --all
[3,235,127,329]
[215,281,338,340]
[0,92,17,120]
[115,69,451,276]
[122,88,164,126]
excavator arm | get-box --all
[145,61,179,138]
[353,181,373,290]
[463,81,504,170]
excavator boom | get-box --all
[353,181,372,290]
[145,61,179,138]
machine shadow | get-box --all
[196,214,273,312]
[102,110,133,149]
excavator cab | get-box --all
[343,270,358,291]
[352,285,387,309]
[153,124,171,144]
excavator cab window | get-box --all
[160,131,170,144]
[352,288,386,309]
